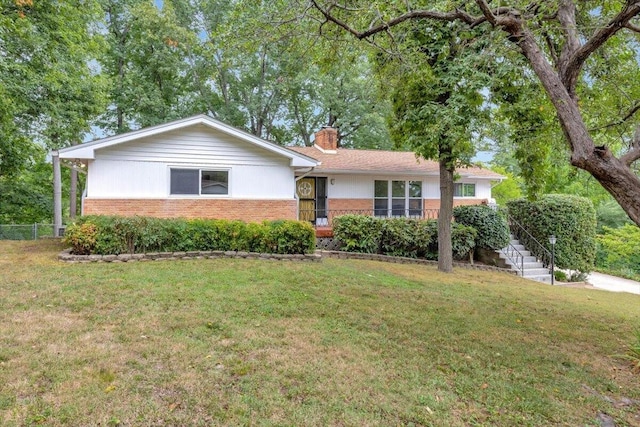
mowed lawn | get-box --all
[1,240,639,426]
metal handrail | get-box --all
[501,240,525,276]
[506,215,553,268]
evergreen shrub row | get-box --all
[507,194,596,274]
[64,215,316,255]
[332,214,479,261]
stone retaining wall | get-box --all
[58,249,321,263]
[317,250,517,274]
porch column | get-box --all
[52,150,62,236]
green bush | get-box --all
[453,205,509,251]
[332,215,382,253]
[507,195,596,274]
[596,224,640,279]
[333,215,474,261]
[379,218,436,258]
[63,222,97,255]
[451,224,478,261]
[64,215,315,255]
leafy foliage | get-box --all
[596,224,640,280]
[596,200,633,232]
[64,216,315,255]
[332,215,382,253]
[507,195,597,274]
[453,205,509,252]
[450,224,478,261]
[332,215,476,261]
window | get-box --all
[374,180,422,217]
[454,183,476,197]
[170,169,228,195]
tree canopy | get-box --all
[309,0,640,226]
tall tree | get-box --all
[376,20,491,272]
[0,0,105,174]
[99,0,199,133]
[309,1,640,226]
[1,0,106,223]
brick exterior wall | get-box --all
[83,199,297,222]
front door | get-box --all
[297,177,316,222]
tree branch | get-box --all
[620,125,640,166]
[475,0,497,26]
[626,21,640,32]
[589,101,640,132]
[561,1,640,92]
[310,0,484,39]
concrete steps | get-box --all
[498,237,552,283]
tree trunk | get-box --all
[438,158,454,273]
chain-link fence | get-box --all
[0,224,58,240]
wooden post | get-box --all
[52,150,62,237]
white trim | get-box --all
[58,114,318,168]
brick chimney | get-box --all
[314,126,338,152]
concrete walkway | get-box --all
[587,272,640,295]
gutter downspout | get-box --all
[294,167,315,220]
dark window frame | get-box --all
[374,179,423,217]
[170,168,229,196]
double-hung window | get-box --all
[454,183,475,197]
[374,180,422,217]
[170,168,229,195]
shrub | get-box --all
[332,215,382,253]
[451,224,478,261]
[63,222,98,255]
[266,220,316,254]
[333,215,474,261]
[64,215,315,255]
[507,195,596,274]
[596,224,640,279]
[379,218,435,258]
[453,205,509,251]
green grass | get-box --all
[1,240,640,426]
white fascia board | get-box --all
[58,114,319,167]
[462,174,506,181]
[316,169,440,176]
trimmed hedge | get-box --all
[453,205,510,251]
[596,224,640,279]
[507,194,596,274]
[64,215,316,255]
[332,214,477,261]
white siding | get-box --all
[475,180,493,199]
[88,160,167,198]
[86,124,297,199]
[87,160,295,199]
[327,175,438,199]
[95,124,288,167]
[325,174,493,200]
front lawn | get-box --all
[1,240,639,426]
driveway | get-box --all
[587,272,640,295]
